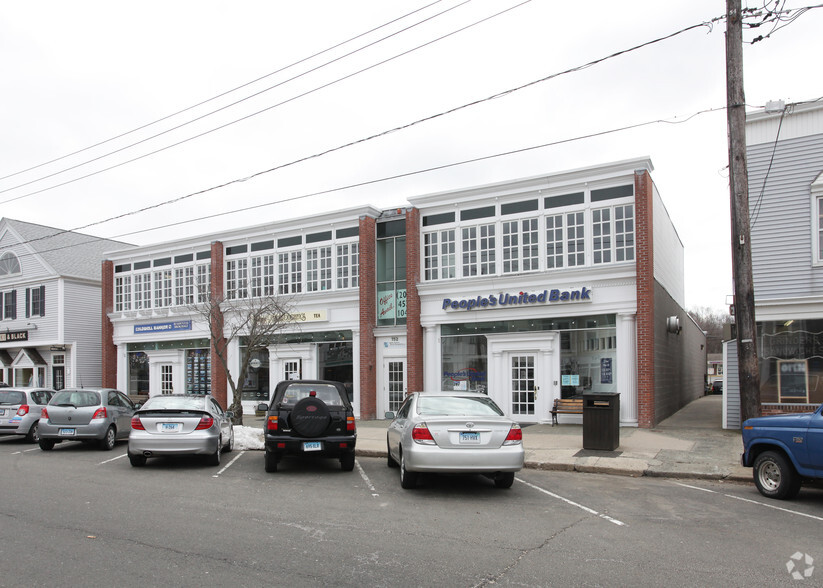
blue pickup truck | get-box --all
[741,404,823,499]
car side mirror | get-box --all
[256,403,269,412]
[226,411,234,419]
[134,403,142,409]
[384,411,395,420]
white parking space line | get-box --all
[517,478,626,527]
[10,448,40,455]
[98,453,128,465]
[674,481,823,523]
[356,460,379,497]
[213,450,245,478]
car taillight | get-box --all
[16,404,29,416]
[412,423,435,445]
[503,423,522,445]
[346,416,356,432]
[92,407,107,420]
[267,416,278,431]
[195,416,214,430]
[41,407,49,420]
[131,416,145,430]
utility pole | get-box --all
[725,0,761,422]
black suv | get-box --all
[257,380,356,473]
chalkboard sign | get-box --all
[601,358,613,384]
[778,359,808,402]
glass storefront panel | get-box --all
[442,336,488,393]
[442,314,617,399]
[129,352,150,395]
[186,349,211,395]
[240,349,270,402]
[758,320,823,404]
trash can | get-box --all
[582,392,620,451]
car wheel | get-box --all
[387,439,399,468]
[224,427,235,453]
[290,397,332,437]
[129,453,147,467]
[340,451,355,472]
[494,472,515,489]
[99,426,116,451]
[207,437,222,466]
[399,449,418,489]
[39,438,55,451]
[264,450,278,473]
[753,450,801,499]
[26,422,40,443]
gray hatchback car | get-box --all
[0,387,54,442]
[39,388,137,451]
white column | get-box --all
[423,325,439,392]
[352,328,361,417]
[617,312,638,426]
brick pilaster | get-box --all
[635,169,655,428]
[101,260,117,389]
[210,241,228,410]
[405,207,423,394]
[359,216,377,418]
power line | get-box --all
[0,0,447,184]
[8,11,724,247]
[13,104,727,262]
[0,0,484,199]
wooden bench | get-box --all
[551,398,583,425]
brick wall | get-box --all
[635,169,655,428]
[210,241,228,410]
[358,216,377,418]
[405,208,423,394]
[101,260,117,388]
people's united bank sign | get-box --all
[442,287,591,312]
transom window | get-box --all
[0,252,21,276]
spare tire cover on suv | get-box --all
[290,396,332,437]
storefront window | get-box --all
[758,320,823,404]
[441,336,488,393]
[129,352,150,395]
[240,348,270,402]
[186,349,211,395]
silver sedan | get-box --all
[386,392,525,489]
[127,394,234,467]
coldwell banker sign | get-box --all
[442,287,592,311]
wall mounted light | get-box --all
[666,316,681,335]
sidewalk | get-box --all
[247,395,751,483]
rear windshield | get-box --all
[417,395,505,417]
[279,384,344,406]
[0,391,25,405]
[51,390,101,407]
[142,396,206,411]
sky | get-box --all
[2,1,822,313]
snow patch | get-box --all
[234,425,264,451]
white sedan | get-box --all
[386,391,524,489]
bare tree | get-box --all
[688,306,729,355]
[190,291,296,425]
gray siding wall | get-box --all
[723,340,740,429]
[748,133,823,299]
[653,281,707,424]
[63,280,103,387]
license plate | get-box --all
[161,423,182,433]
[59,428,76,436]
[303,441,322,452]
[459,432,480,443]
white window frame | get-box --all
[812,174,823,266]
[424,229,456,280]
[461,223,496,277]
[336,242,359,289]
[115,275,131,312]
[278,251,302,295]
[226,258,248,300]
[306,246,332,292]
[154,269,172,308]
[134,272,151,310]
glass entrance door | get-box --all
[510,354,536,416]
[384,359,406,414]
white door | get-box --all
[509,353,537,418]
[160,364,174,395]
[383,359,406,416]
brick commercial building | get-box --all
[102,158,705,427]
